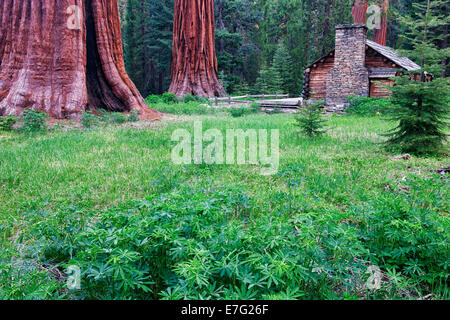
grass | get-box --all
[146,95,259,116]
[146,94,221,115]
[0,112,448,299]
[0,114,386,217]
[149,101,222,115]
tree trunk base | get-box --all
[0,0,159,120]
[169,65,226,97]
[169,0,225,98]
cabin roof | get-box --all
[305,40,421,72]
[366,40,420,71]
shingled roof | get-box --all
[305,40,421,72]
[366,40,420,71]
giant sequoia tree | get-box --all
[0,0,159,119]
[372,0,389,46]
[169,0,226,97]
[352,0,389,46]
[352,0,369,23]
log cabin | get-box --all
[302,24,421,111]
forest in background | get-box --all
[120,0,448,97]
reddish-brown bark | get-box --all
[352,0,389,46]
[372,0,389,46]
[352,0,369,24]
[169,0,226,97]
[0,0,159,120]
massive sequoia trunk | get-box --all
[352,0,369,24]
[169,0,225,97]
[352,0,388,46]
[372,0,389,46]
[0,0,159,120]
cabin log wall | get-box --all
[369,79,393,98]
[309,55,334,100]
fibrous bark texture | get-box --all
[169,0,226,97]
[352,0,388,46]
[352,0,369,24]
[372,0,389,46]
[0,0,159,120]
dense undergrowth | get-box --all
[346,96,394,116]
[0,112,448,300]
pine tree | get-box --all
[253,64,282,94]
[386,77,449,154]
[385,0,449,155]
[234,80,250,95]
[218,70,230,94]
[253,65,269,94]
[396,0,449,78]
[124,0,146,92]
[273,42,295,95]
[268,66,283,94]
[295,100,327,138]
[145,0,174,94]
[124,0,173,96]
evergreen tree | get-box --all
[268,66,282,94]
[218,70,230,94]
[253,64,282,94]
[385,0,449,155]
[234,80,250,95]
[385,77,449,154]
[215,0,262,92]
[252,66,268,94]
[124,0,147,93]
[119,0,433,98]
[256,0,354,95]
[273,42,295,95]
[124,0,137,84]
[396,0,449,77]
[145,0,174,94]
[295,100,328,138]
[124,0,173,96]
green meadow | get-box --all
[0,112,448,299]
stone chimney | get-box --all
[326,24,369,110]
